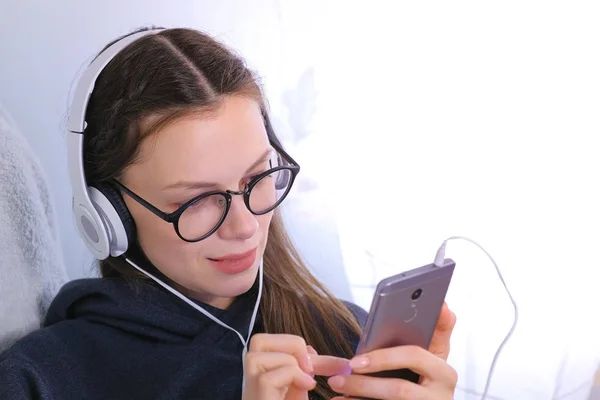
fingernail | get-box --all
[306,354,314,374]
[305,373,317,385]
[328,375,345,389]
[307,345,318,355]
[349,355,370,369]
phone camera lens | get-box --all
[411,289,422,301]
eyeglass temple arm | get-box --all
[262,108,300,168]
[111,179,173,221]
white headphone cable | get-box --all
[433,236,519,400]
[124,257,263,389]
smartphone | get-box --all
[354,258,455,383]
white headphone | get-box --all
[66,28,165,260]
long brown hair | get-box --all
[82,27,362,398]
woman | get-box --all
[0,27,457,399]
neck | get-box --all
[204,296,235,310]
[175,282,235,310]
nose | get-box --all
[217,195,258,241]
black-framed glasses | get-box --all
[112,140,300,242]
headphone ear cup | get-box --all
[89,182,136,257]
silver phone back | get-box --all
[354,258,455,382]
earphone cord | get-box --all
[124,257,263,390]
[433,236,519,400]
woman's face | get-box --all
[121,96,273,309]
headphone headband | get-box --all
[67,28,165,260]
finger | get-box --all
[349,345,456,386]
[306,345,318,355]
[257,365,316,392]
[309,354,351,377]
[248,334,312,374]
[328,373,428,400]
[245,352,298,376]
[428,302,457,360]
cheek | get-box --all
[126,200,178,247]
[131,206,205,272]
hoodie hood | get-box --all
[44,278,259,344]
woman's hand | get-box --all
[427,302,456,360]
[242,333,350,400]
[242,333,316,400]
[328,302,457,400]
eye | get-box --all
[247,167,270,183]
[172,190,212,209]
[173,197,196,210]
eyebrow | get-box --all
[162,148,273,191]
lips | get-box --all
[208,248,258,275]
[209,248,258,262]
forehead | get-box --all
[128,96,269,187]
